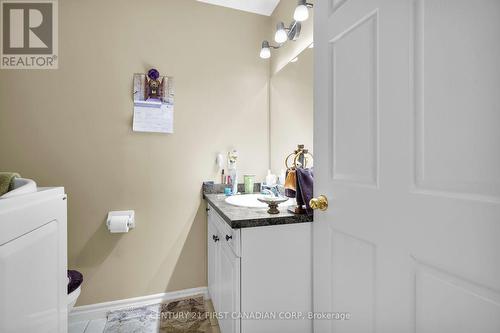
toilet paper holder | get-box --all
[106,210,135,232]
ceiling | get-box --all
[197,0,281,16]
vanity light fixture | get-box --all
[294,0,314,22]
[259,1,312,60]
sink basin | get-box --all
[0,178,37,199]
[225,194,295,208]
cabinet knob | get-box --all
[212,235,219,242]
[225,235,232,241]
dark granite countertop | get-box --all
[203,182,313,229]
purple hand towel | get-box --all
[296,168,314,215]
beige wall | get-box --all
[0,0,270,305]
[270,47,314,173]
[270,0,314,74]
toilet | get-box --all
[67,270,83,312]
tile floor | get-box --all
[68,319,106,333]
[69,300,220,333]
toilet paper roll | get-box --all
[108,215,130,233]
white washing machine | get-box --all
[0,182,67,333]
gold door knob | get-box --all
[309,195,328,211]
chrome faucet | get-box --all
[261,184,282,197]
[261,189,275,197]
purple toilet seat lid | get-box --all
[68,270,83,294]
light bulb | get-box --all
[260,47,271,59]
[260,41,271,59]
[294,2,309,22]
[274,22,288,44]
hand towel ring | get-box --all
[285,144,313,170]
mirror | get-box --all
[270,46,313,173]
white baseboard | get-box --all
[69,286,209,322]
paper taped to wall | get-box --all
[133,102,174,133]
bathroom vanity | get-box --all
[204,185,313,333]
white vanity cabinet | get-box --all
[207,203,312,333]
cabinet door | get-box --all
[0,221,59,333]
[207,212,219,311]
[218,242,241,333]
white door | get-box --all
[313,1,500,332]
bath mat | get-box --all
[160,296,211,333]
[104,304,160,333]
[103,295,210,333]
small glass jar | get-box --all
[244,175,256,194]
